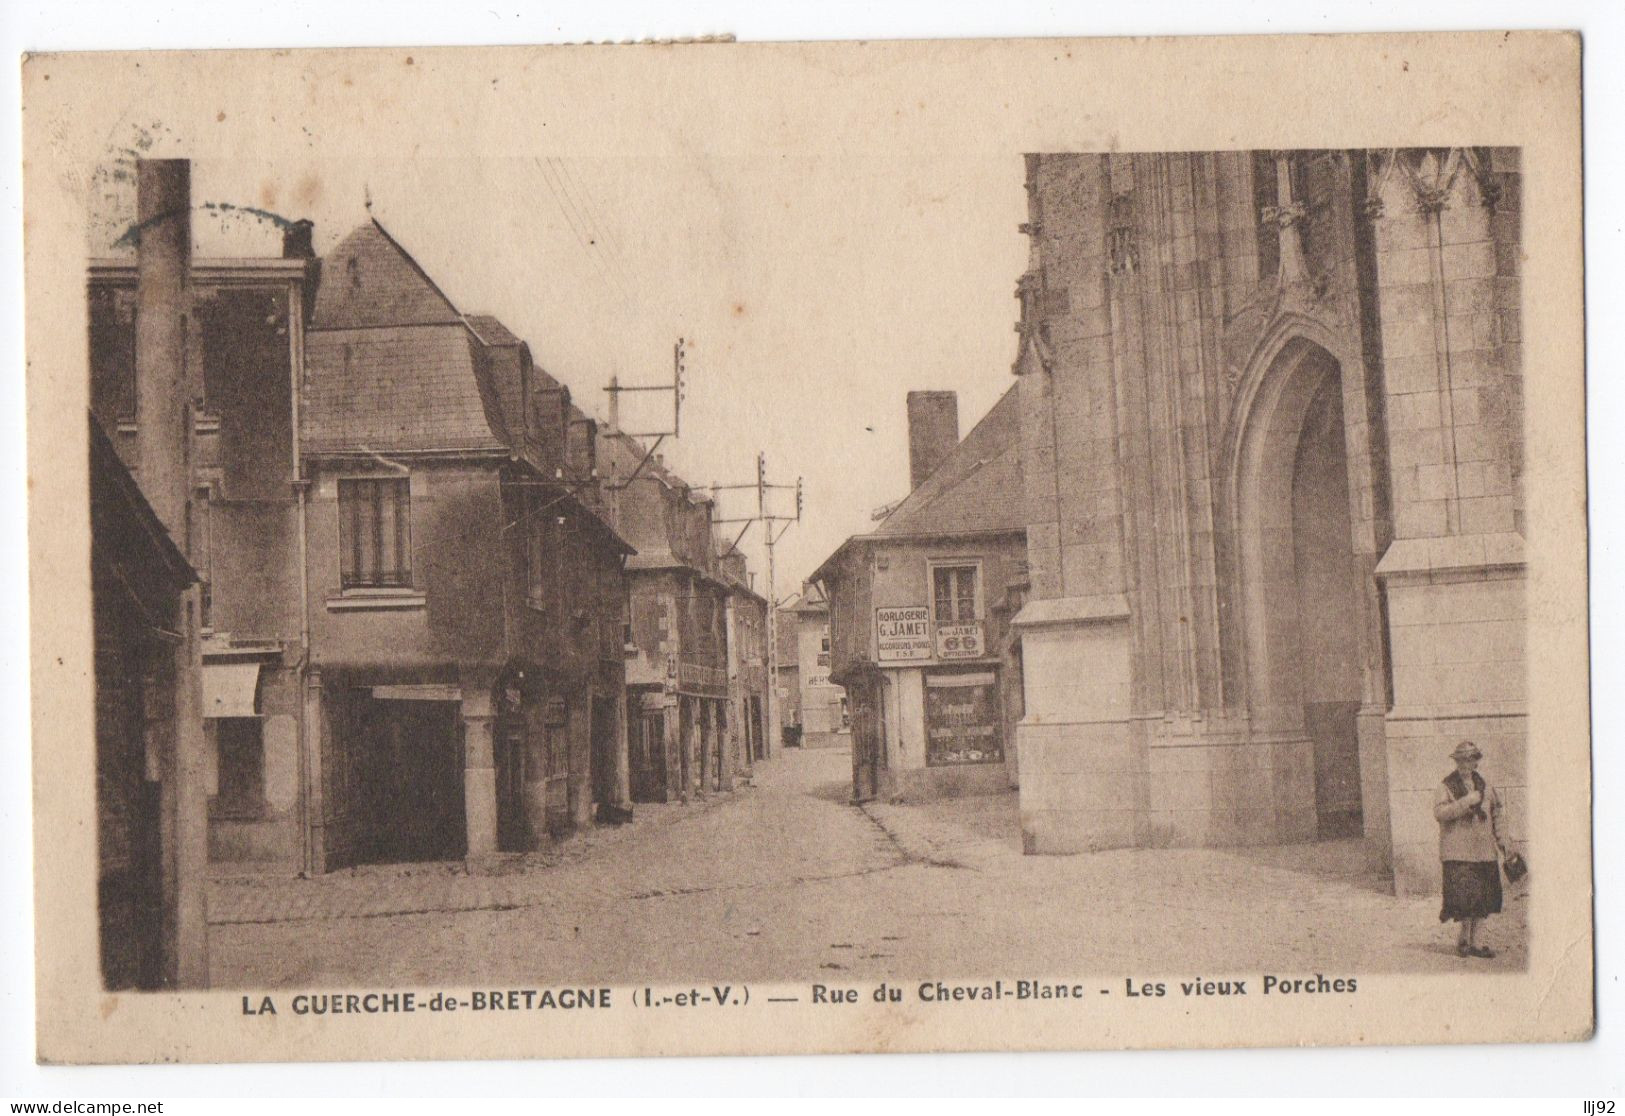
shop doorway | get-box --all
[353,698,465,864]
[629,707,667,803]
[494,687,530,853]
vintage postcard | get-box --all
[23,32,1590,1064]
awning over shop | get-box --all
[202,662,261,719]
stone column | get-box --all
[461,688,498,859]
[1368,148,1527,895]
[301,667,327,874]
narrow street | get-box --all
[208,748,1527,989]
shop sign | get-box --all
[935,621,985,659]
[677,660,728,696]
[875,605,932,662]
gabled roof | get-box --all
[312,221,464,330]
[809,385,1025,588]
[872,384,1024,537]
[90,413,197,596]
[304,220,507,455]
[783,585,828,613]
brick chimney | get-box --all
[282,217,315,259]
[134,159,192,541]
[906,390,958,491]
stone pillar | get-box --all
[170,588,209,988]
[1011,154,1146,855]
[461,688,498,859]
[1368,148,1527,896]
[302,667,327,874]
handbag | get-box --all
[1502,849,1528,884]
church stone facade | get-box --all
[1010,149,1524,895]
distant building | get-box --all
[813,389,1027,802]
[783,586,848,749]
[774,602,801,747]
[600,434,754,801]
[719,551,771,768]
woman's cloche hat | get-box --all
[1450,740,1483,761]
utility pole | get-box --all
[713,453,802,759]
[603,337,687,492]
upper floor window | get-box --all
[339,477,412,589]
[932,562,981,624]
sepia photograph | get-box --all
[19,30,1592,1068]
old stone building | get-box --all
[92,202,639,876]
[600,433,745,803]
[91,415,202,989]
[90,219,315,877]
[774,601,801,748]
[1011,149,1523,894]
[783,586,848,749]
[814,388,1027,804]
[302,221,633,867]
[719,551,771,770]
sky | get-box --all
[92,153,1030,602]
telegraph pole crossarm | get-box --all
[704,453,804,763]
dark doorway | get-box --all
[94,619,166,990]
[591,695,618,810]
[1290,375,1365,839]
[850,680,884,803]
[678,698,694,797]
[629,708,667,803]
[494,688,530,853]
[355,699,466,864]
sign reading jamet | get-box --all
[875,605,932,662]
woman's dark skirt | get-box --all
[1440,860,1503,922]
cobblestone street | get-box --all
[208,748,1528,989]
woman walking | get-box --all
[1433,740,1509,958]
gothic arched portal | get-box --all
[1235,336,1371,840]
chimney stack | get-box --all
[906,390,959,491]
[282,217,315,259]
[134,159,193,543]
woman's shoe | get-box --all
[1469,946,1496,958]
[1457,942,1472,957]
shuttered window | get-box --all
[339,478,412,589]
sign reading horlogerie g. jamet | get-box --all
[875,605,932,662]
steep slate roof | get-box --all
[313,222,464,329]
[871,384,1024,537]
[303,221,507,454]
[303,324,508,454]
